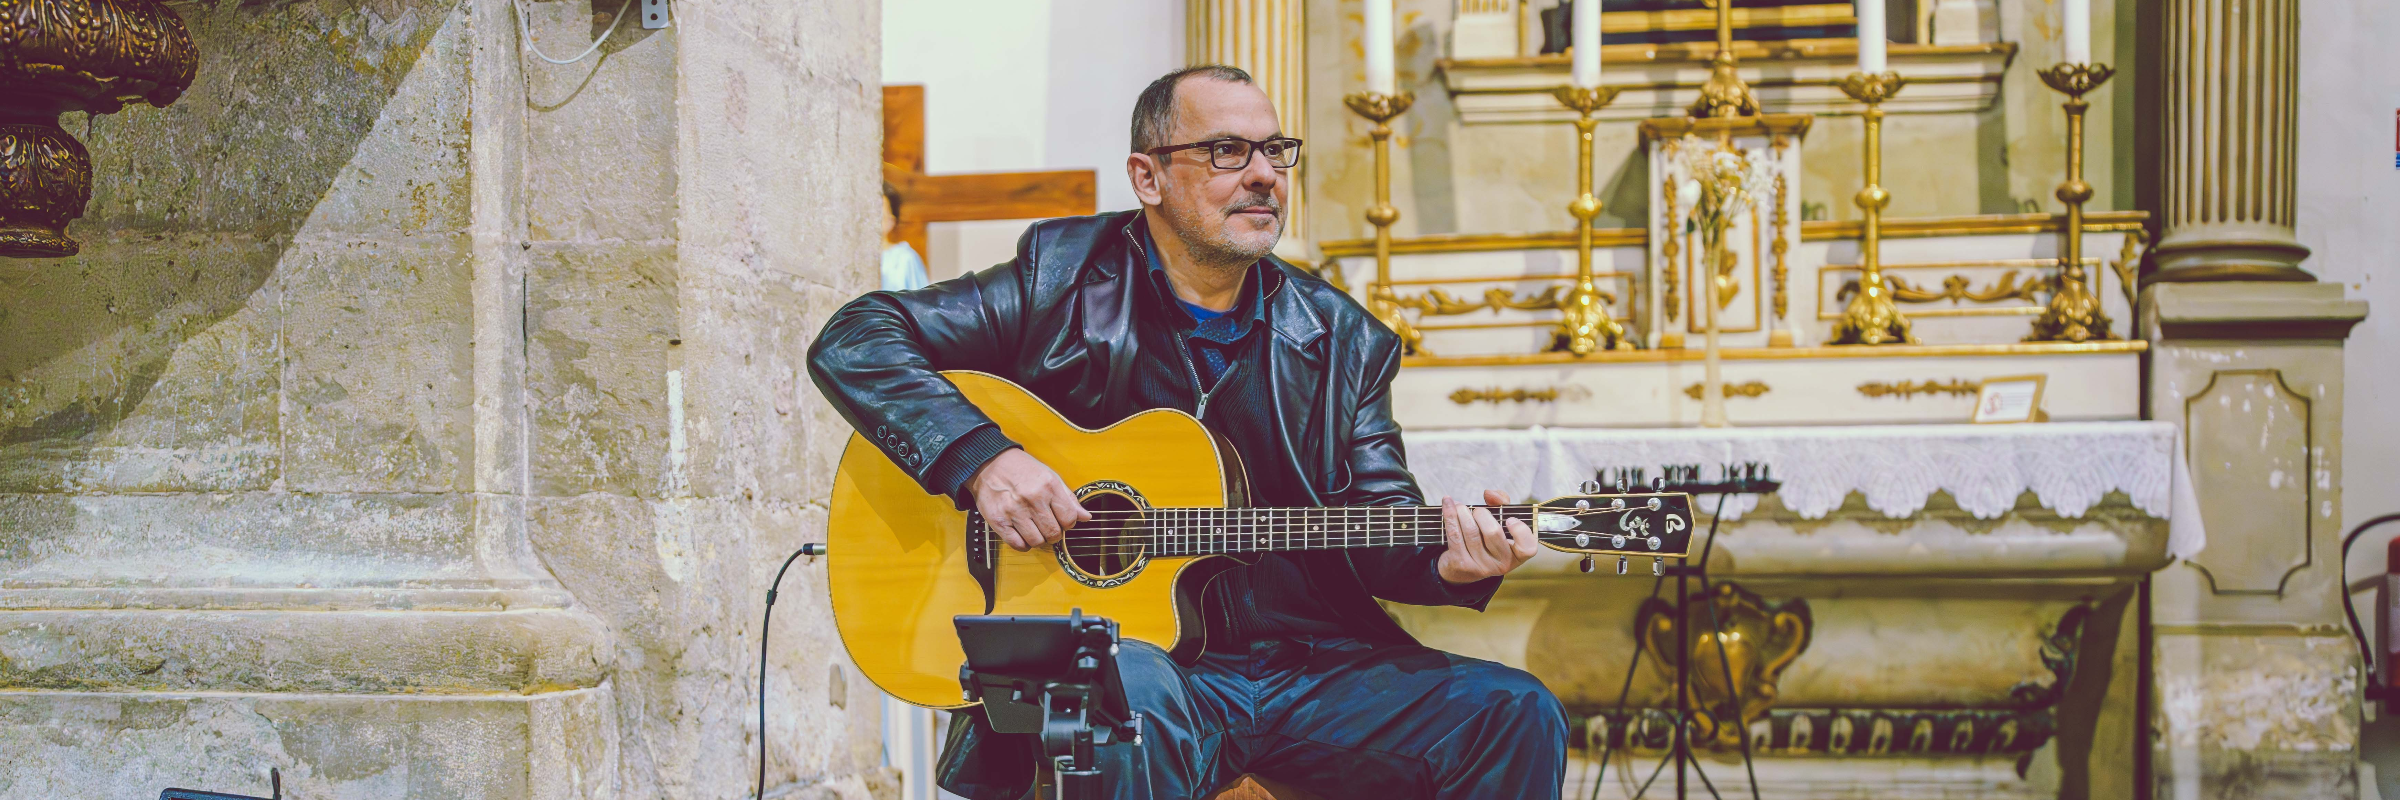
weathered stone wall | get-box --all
[0,0,884,797]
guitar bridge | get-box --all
[964,510,996,613]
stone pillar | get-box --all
[2151,0,2312,280]
[0,0,887,797]
[2143,282,2369,799]
[1188,0,1311,260]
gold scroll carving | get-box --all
[1684,380,1769,400]
[1857,379,1982,399]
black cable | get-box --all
[759,542,827,800]
[2339,514,2400,676]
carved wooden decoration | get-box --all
[0,0,197,257]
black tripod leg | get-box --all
[1690,495,1764,800]
[1629,726,1679,800]
[1687,752,1726,800]
[1591,564,1677,800]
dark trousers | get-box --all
[1098,636,1568,800]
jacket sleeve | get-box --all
[1335,333,1504,610]
[807,233,1038,505]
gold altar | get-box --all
[1304,0,2368,797]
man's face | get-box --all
[1137,79,1286,265]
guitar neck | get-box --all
[1106,505,1540,558]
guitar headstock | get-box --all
[1529,490,1696,559]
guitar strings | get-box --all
[976,511,1681,557]
[965,502,1687,558]
[976,507,1666,548]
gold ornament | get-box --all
[1639,582,1814,751]
[1344,91,1422,354]
[2025,63,2122,343]
[0,0,198,257]
[1828,72,1917,345]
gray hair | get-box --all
[1130,65,1254,153]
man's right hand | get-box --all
[968,448,1090,551]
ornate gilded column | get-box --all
[0,0,197,258]
[2150,0,2310,281]
[1188,0,1309,258]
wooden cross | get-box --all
[882,85,1098,263]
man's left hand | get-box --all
[1437,489,1538,585]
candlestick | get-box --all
[1364,0,1396,96]
[2026,62,2119,342]
[1690,0,1759,118]
[1829,71,1916,345]
[1344,91,1420,354]
[1570,0,1601,88]
[1856,0,1887,74]
[2062,0,2091,65]
[1550,85,1627,355]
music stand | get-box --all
[1585,463,1779,800]
[956,609,1144,800]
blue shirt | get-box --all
[1143,234,1264,392]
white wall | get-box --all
[884,0,1184,280]
[2306,0,2400,795]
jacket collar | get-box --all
[1109,210,1324,351]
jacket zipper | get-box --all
[1131,225,1263,648]
[1125,222,1275,422]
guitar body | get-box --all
[828,371,1243,709]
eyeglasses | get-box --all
[1145,137,1304,171]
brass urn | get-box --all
[0,0,198,258]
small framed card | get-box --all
[1972,374,2048,424]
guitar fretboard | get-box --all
[976,505,1561,558]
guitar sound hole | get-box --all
[1063,489,1146,580]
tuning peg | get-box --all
[1652,557,1663,576]
[1580,479,1601,494]
[1652,475,1667,491]
[1616,556,1629,575]
[1579,555,1595,574]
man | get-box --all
[809,66,1566,800]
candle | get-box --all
[1364,0,1396,96]
[1856,0,1886,73]
[2062,0,2091,64]
[1571,0,1602,88]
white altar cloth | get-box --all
[1403,422,2203,558]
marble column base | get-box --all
[2151,221,2315,282]
[2151,632,2361,800]
[0,686,618,799]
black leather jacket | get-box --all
[806,210,1499,646]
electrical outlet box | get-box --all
[641,0,669,29]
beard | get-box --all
[1160,189,1282,271]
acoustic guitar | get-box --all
[828,371,1697,709]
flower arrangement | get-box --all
[1674,136,1776,261]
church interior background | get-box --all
[0,0,2393,798]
